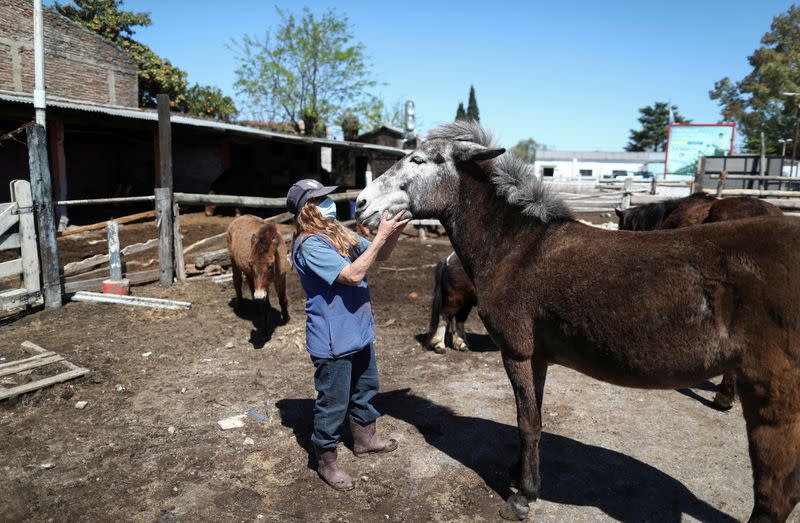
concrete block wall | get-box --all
[0,0,138,107]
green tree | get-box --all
[709,5,800,153]
[181,85,238,122]
[233,7,380,136]
[467,85,480,122]
[455,102,467,121]
[625,102,689,152]
[55,0,236,118]
[509,138,542,163]
[338,110,360,141]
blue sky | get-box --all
[55,1,795,150]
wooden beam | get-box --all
[107,220,122,280]
[0,368,89,401]
[0,354,63,377]
[60,210,155,237]
[157,94,173,190]
[155,188,173,286]
[173,203,186,281]
[61,238,158,277]
[0,232,20,251]
[64,269,160,294]
[26,125,62,309]
[12,181,41,298]
[0,202,18,237]
[0,257,22,279]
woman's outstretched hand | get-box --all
[375,210,411,241]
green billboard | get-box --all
[664,124,735,179]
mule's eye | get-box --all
[400,182,408,191]
[410,156,425,165]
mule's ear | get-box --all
[452,141,505,163]
[615,208,624,219]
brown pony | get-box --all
[616,192,782,231]
[227,215,289,330]
[618,194,784,410]
[357,121,800,522]
[429,252,477,353]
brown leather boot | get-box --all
[314,445,354,491]
[349,418,399,456]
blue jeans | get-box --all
[310,343,381,450]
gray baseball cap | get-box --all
[286,179,339,215]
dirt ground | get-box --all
[1,214,797,522]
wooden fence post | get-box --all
[26,125,62,308]
[173,203,186,282]
[649,176,657,195]
[156,94,173,287]
[107,220,122,281]
[716,170,728,198]
[621,177,633,209]
[155,188,173,286]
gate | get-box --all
[0,180,42,312]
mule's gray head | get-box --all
[356,122,505,228]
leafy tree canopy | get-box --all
[625,102,689,152]
[509,138,543,163]
[710,5,800,153]
[233,7,380,136]
[55,0,237,121]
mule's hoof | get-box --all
[712,392,733,411]
[452,340,469,352]
[499,494,529,521]
[430,339,447,354]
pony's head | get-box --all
[356,121,505,228]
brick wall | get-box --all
[0,0,138,107]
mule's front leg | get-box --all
[499,353,542,521]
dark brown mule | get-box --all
[357,121,800,522]
[429,252,477,353]
[618,194,784,410]
[227,215,289,331]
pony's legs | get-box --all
[713,372,736,410]
[231,262,243,313]
[450,316,468,351]
[430,316,448,354]
[274,272,290,324]
[451,306,472,352]
[499,352,541,521]
[739,384,800,522]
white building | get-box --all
[533,151,666,185]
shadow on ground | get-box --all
[227,297,283,349]
[277,388,737,522]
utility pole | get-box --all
[33,0,46,127]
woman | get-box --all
[287,179,410,491]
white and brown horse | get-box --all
[357,121,800,522]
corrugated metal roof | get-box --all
[0,91,408,156]
[536,150,665,162]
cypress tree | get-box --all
[455,102,467,121]
[466,85,479,122]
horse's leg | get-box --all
[451,306,471,352]
[430,316,448,354]
[275,272,290,324]
[739,382,800,522]
[499,352,541,521]
[231,262,243,313]
[713,372,736,411]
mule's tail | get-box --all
[429,258,448,338]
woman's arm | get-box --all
[336,210,410,285]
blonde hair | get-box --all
[293,201,360,257]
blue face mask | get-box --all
[316,197,337,220]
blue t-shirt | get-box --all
[294,233,371,285]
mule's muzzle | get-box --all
[253,289,267,300]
